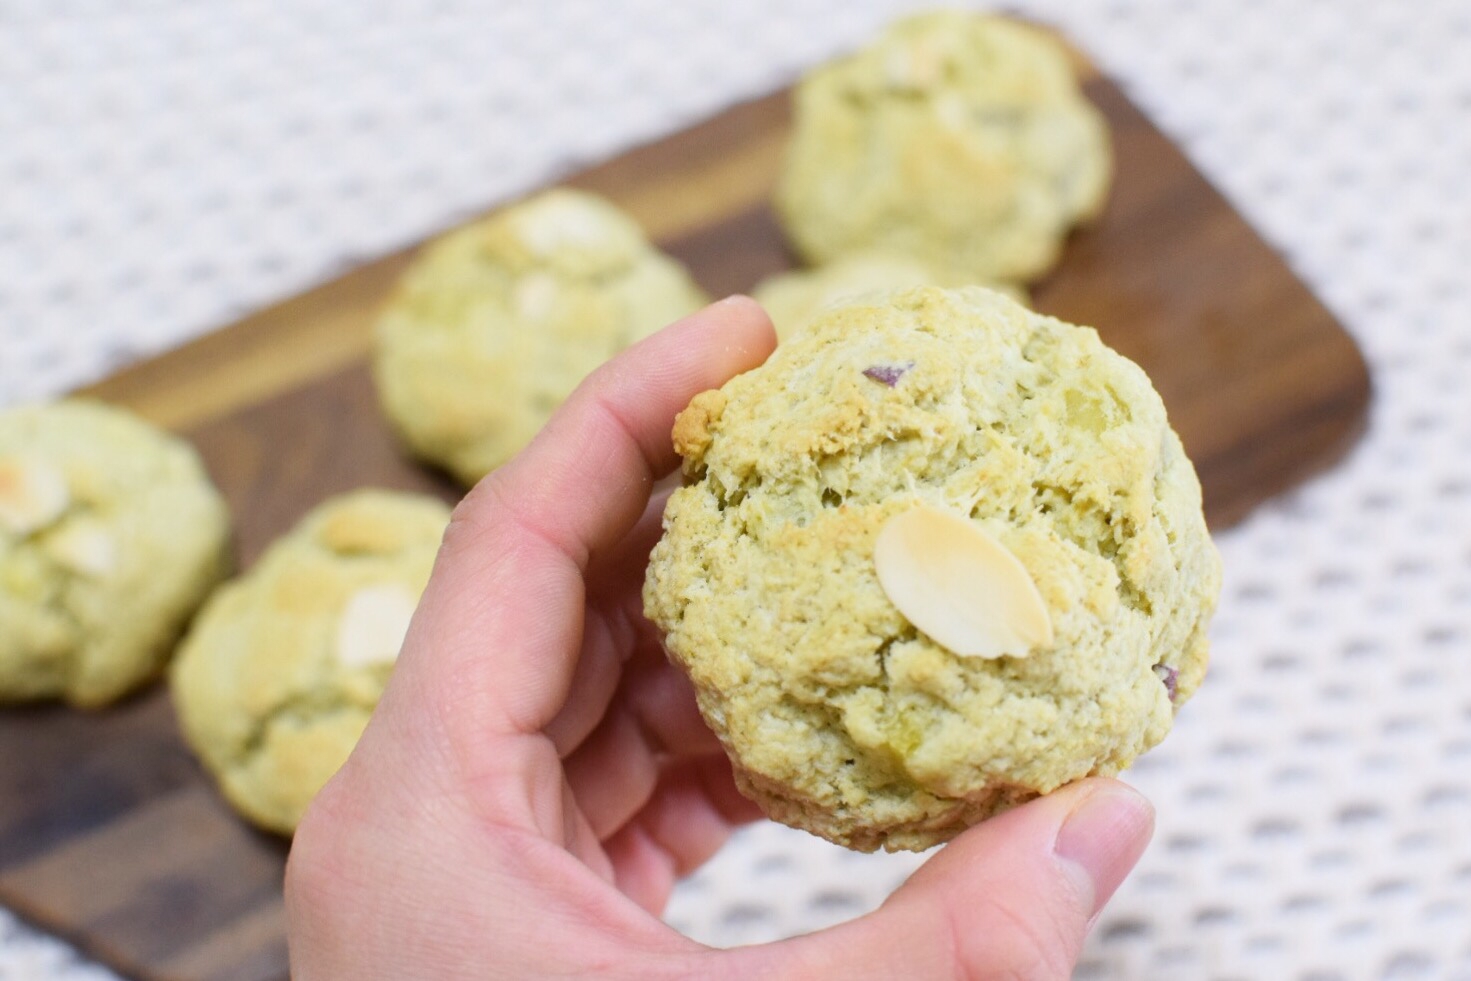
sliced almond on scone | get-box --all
[514,271,559,320]
[515,194,606,256]
[874,501,1053,659]
[335,583,420,669]
[0,456,70,535]
[47,519,118,577]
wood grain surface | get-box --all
[1,69,1369,981]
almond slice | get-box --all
[874,502,1053,659]
[0,457,70,536]
[514,271,559,320]
[335,583,419,669]
[47,519,117,577]
[517,195,605,256]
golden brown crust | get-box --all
[671,390,726,468]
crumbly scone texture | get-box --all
[644,287,1220,852]
[753,253,1028,340]
[374,187,709,484]
[171,489,449,834]
[775,11,1112,284]
[0,399,230,707]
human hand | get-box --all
[285,297,1156,979]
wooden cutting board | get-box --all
[0,60,1369,981]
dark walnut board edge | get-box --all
[0,68,1369,981]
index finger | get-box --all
[405,296,774,737]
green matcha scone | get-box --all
[644,287,1219,852]
[0,400,230,707]
[753,252,1029,340]
[375,188,709,484]
[172,490,448,834]
[775,11,1111,284]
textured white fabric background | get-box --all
[3,1,1470,978]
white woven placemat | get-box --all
[3,1,1470,978]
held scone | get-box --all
[0,400,230,707]
[643,287,1220,852]
[775,11,1111,284]
[374,188,708,484]
[172,490,448,834]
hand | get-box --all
[285,297,1156,979]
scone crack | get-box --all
[1029,478,1152,615]
[227,685,364,772]
[8,500,115,672]
[1152,663,1179,702]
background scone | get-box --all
[753,252,1028,340]
[0,400,230,707]
[172,489,447,834]
[375,188,708,484]
[645,286,1220,852]
[775,11,1111,284]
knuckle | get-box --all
[935,882,1088,981]
[950,891,1082,981]
[284,759,377,915]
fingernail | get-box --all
[1054,784,1155,917]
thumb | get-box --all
[741,779,1153,980]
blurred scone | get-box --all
[0,400,230,707]
[775,11,1111,283]
[644,287,1219,852]
[753,252,1028,339]
[172,490,448,834]
[375,188,708,484]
